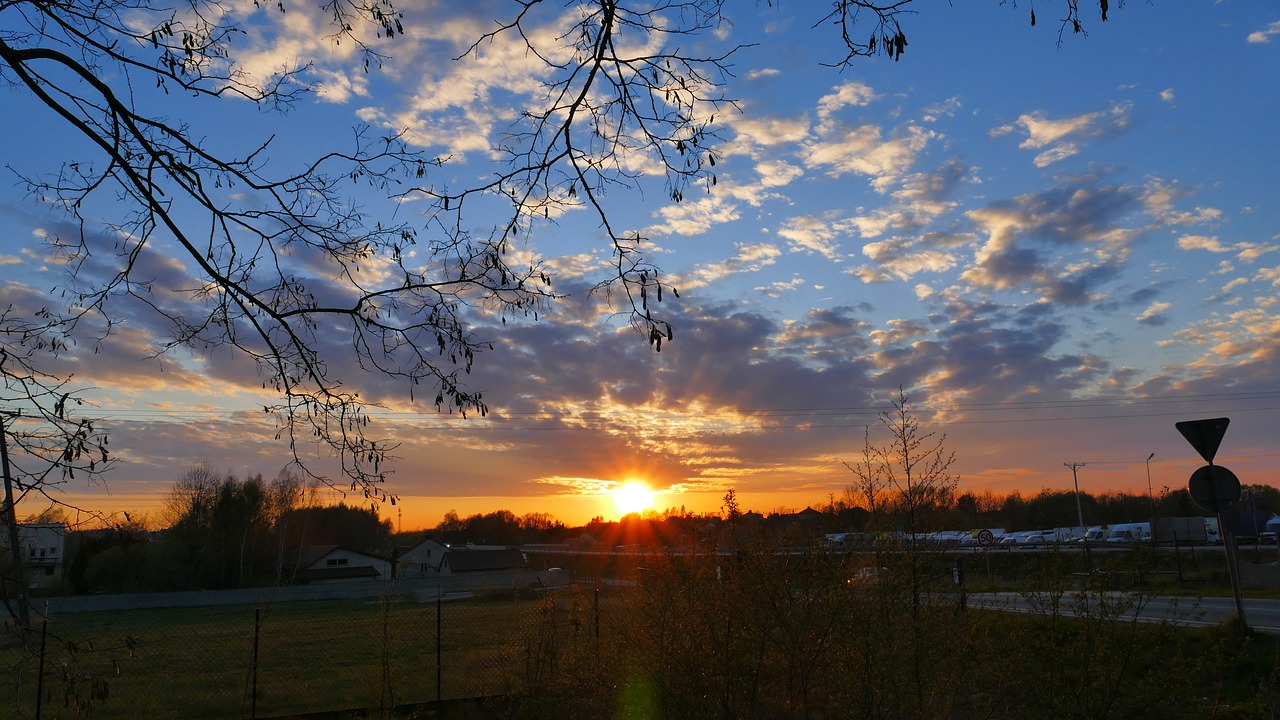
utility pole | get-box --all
[1065,462,1087,533]
[0,413,33,631]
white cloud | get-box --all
[649,195,741,237]
[732,116,811,147]
[313,68,369,104]
[1033,143,1081,168]
[753,160,804,189]
[802,124,936,190]
[1247,21,1280,43]
[992,104,1130,167]
[777,215,843,259]
[849,265,894,284]
[1178,235,1229,253]
[754,277,806,298]
[921,98,962,123]
[678,242,782,289]
[1136,301,1171,325]
[861,237,957,280]
[816,81,878,122]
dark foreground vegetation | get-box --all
[5,540,1278,719]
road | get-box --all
[965,592,1280,632]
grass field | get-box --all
[5,548,1280,719]
[2,590,589,719]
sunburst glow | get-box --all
[613,481,655,516]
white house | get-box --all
[395,536,450,579]
[0,523,68,588]
[296,545,392,583]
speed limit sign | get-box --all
[976,529,995,547]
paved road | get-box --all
[966,592,1280,632]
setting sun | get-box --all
[613,481,655,516]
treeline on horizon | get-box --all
[27,459,1280,597]
[428,482,1280,548]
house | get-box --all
[437,547,529,576]
[395,536,450,578]
[0,523,68,588]
[296,545,391,583]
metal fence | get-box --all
[2,581,613,719]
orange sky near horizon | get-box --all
[51,449,1273,533]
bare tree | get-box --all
[873,388,957,544]
[842,424,887,530]
[0,0,1128,523]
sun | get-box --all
[613,480,655,516]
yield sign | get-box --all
[1176,417,1230,464]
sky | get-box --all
[2,1,1279,530]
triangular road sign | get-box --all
[1176,417,1230,464]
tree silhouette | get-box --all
[0,0,1130,560]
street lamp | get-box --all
[1146,452,1155,518]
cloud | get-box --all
[753,160,805,189]
[802,124,936,190]
[1160,88,1175,102]
[921,98,962,123]
[754,277,806,299]
[861,235,959,280]
[1136,301,1172,326]
[1247,21,1280,43]
[1141,180,1224,228]
[846,158,971,239]
[1178,235,1230,252]
[816,81,878,121]
[991,104,1131,167]
[1179,235,1279,264]
[776,215,844,259]
[313,68,370,104]
[677,242,783,289]
[732,115,812,148]
[960,173,1149,304]
[649,195,742,237]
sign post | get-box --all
[1177,417,1247,626]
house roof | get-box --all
[296,544,342,567]
[297,544,390,567]
[443,548,528,572]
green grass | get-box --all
[4,562,1278,719]
[1,592,561,719]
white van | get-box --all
[1105,522,1150,543]
[1260,517,1280,543]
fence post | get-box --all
[594,585,600,640]
[251,608,260,720]
[436,597,442,702]
[36,611,48,720]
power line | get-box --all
[3,390,1279,432]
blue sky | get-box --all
[2,1,1278,527]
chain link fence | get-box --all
[4,544,1276,719]
[2,579,620,719]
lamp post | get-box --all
[1146,452,1155,517]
